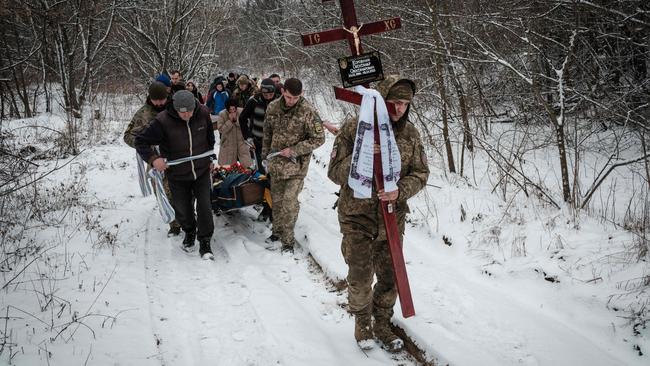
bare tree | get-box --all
[115,0,232,82]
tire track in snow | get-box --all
[144,212,284,366]
[142,216,167,366]
[143,216,210,366]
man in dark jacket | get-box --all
[268,73,283,99]
[239,78,277,172]
[239,78,278,222]
[226,72,238,95]
[135,90,216,260]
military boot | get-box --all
[280,245,294,254]
[280,237,296,254]
[265,234,280,244]
[354,311,374,350]
[373,308,403,353]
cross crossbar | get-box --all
[333,86,396,115]
[301,17,401,48]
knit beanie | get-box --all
[172,90,195,112]
[260,78,276,93]
[148,81,168,100]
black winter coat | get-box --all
[239,93,276,141]
[135,102,215,181]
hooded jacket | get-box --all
[327,75,430,240]
[209,88,230,115]
[231,75,256,108]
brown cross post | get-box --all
[301,0,415,318]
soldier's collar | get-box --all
[280,96,303,113]
[391,116,407,134]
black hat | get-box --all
[260,78,276,93]
[148,81,168,100]
[171,81,186,94]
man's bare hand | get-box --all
[373,143,381,154]
[377,188,398,202]
[323,121,339,135]
[280,147,295,158]
[153,157,168,172]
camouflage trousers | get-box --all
[270,177,305,246]
[341,230,398,316]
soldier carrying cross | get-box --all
[328,77,429,352]
[304,0,430,353]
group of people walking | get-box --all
[123,69,429,353]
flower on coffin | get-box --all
[214,161,251,179]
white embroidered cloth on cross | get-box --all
[347,85,401,199]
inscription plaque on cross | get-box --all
[301,0,415,318]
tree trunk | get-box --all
[429,0,456,173]
[532,76,571,203]
[555,121,571,203]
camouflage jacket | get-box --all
[123,100,161,148]
[327,76,430,240]
[262,97,325,179]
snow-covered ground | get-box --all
[0,103,648,365]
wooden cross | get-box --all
[301,0,415,318]
[301,15,400,56]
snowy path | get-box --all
[4,114,647,365]
[140,205,418,366]
[38,143,643,366]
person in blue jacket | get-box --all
[207,81,229,116]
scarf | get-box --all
[348,86,401,199]
[148,169,176,224]
[136,152,153,197]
